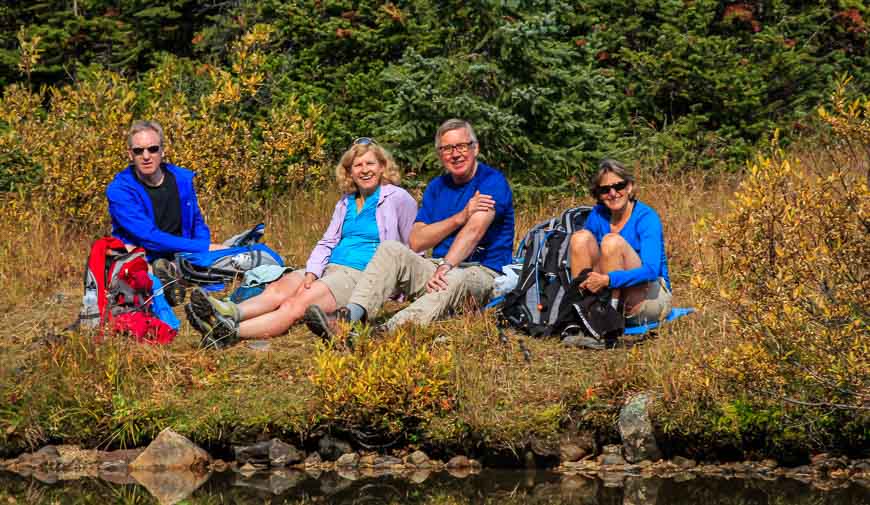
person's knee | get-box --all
[570,230,596,251]
[600,233,627,256]
[263,281,284,297]
[278,299,303,321]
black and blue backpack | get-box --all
[499,206,597,337]
[500,205,626,341]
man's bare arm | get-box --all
[409,218,462,253]
[424,209,496,292]
[442,209,495,267]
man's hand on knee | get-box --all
[426,263,453,293]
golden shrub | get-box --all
[695,122,869,409]
[309,329,454,433]
[1,24,327,226]
[818,75,870,145]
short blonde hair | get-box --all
[335,143,402,194]
[127,120,165,149]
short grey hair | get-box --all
[589,158,636,202]
[434,118,478,149]
[127,120,165,149]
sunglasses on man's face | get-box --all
[131,145,161,156]
[352,137,378,146]
[595,180,629,196]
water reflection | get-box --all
[2,469,869,504]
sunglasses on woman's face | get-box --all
[352,137,377,146]
[131,145,161,156]
[595,180,628,196]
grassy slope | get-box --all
[0,168,851,463]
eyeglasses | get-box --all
[352,137,378,146]
[594,180,629,196]
[437,141,475,155]
[131,145,160,156]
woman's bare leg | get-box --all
[598,233,649,313]
[238,280,338,339]
[569,230,601,279]
[235,271,305,320]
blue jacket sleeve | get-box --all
[608,210,663,289]
[188,183,211,243]
[107,184,210,255]
[582,206,606,241]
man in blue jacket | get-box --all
[106,120,223,261]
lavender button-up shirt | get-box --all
[305,183,418,278]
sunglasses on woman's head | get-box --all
[595,180,628,196]
[352,137,378,146]
[131,145,160,156]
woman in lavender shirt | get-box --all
[187,139,417,344]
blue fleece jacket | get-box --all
[106,163,211,260]
[582,200,671,290]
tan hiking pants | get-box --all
[349,241,497,329]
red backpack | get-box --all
[78,237,176,345]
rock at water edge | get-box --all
[618,393,662,463]
[129,428,210,471]
[234,439,304,467]
[318,435,353,461]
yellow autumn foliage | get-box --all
[310,329,454,434]
[0,24,327,227]
[696,84,870,410]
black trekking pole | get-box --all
[496,318,531,363]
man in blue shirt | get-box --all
[106,120,224,261]
[305,118,515,335]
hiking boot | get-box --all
[561,333,616,350]
[190,287,241,324]
[184,302,209,336]
[304,305,351,340]
[153,258,184,306]
[185,303,240,349]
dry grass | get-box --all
[0,164,862,461]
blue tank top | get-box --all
[329,187,381,271]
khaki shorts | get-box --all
[313,264,364,307]
[626,277,672,326]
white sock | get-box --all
[610,298,619,310]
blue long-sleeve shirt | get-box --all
[106,163,211,260]
[582,200,670,290]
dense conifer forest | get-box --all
[3,1,868,187]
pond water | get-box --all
[2,468,869,504]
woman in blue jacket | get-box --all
[569,159,672,326]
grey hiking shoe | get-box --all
[304,305,351,340]
[153,258,184,306]
[185,303,240,349]
[561,332,617,350]
[190,287,241,323]
[187,288,241,349]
